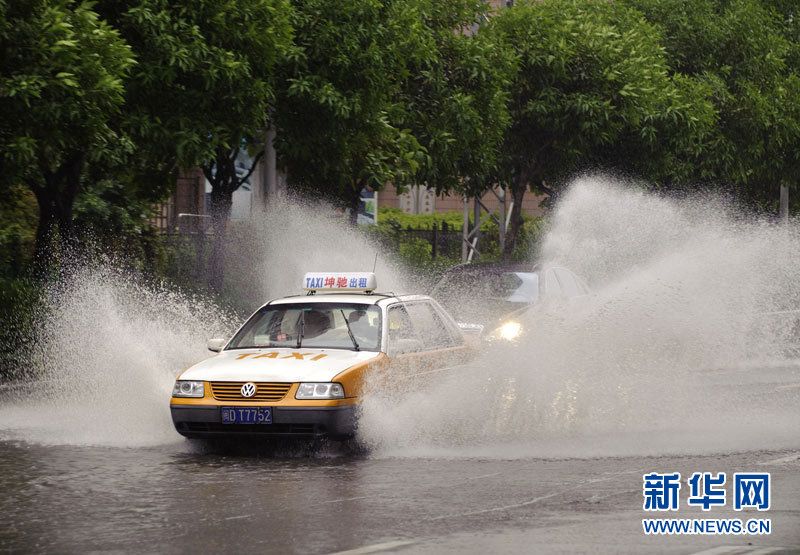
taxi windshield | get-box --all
[227,302,382,352]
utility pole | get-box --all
[462,196,469,262]
[780,184,789,224]
[263,126,277,205]
[498,186,506,253]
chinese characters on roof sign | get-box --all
[303,272,377,292]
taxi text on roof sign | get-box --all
[303,272,377,292]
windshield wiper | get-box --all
[296,310,304,349]
[340,310,360,351]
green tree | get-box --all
[622,0,800,211]
[0,185,38,276]
[0,0,135,275]
[397,0,514,199]
[274,0,432,220]
[487,0,715,255]
[98,0,293,289]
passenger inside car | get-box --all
[348,309,372,336]
[388,306,424,354]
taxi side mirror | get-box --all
[207,338,226,352]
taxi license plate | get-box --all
[221,407,273,424]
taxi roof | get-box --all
[265,293,429,308]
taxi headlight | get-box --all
[172,380,205,398]
[490,321,523,342]
[296,382,345,399]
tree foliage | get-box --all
[0,0,135,272]
[621,0,800,209]
[99,0,291,176]
[396,0,514,198]
[274,0,434,214]
[276,0,514,213]
[98,0,293,288]
[486,0,716,254]
[3,0,800,286]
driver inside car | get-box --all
[302,309,331,339]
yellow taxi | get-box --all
[170,272,469,439]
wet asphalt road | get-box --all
[1,439,798,554]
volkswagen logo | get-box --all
[240,382,256,398]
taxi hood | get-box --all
[179,348,381,382]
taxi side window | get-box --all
[387,305,423,354]
[404,301,458,350]
[431,301,465,346]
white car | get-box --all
[170,272,470,439]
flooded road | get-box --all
[1,439,799,554]
[4,181,800,553]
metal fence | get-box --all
[157,222,468,287]
[378,222,465,260]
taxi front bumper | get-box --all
[170,405,357,439]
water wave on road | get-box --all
[359,176,800,459]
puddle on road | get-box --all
[1,180,799,458]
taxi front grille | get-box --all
[210,382,292,402]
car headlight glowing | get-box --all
[496,321,523,341]
[296,382,345,399]
[172,380,205,398]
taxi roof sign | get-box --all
[303,272,377,293]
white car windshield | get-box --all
[227,303,382,352]
[433,270,539,324]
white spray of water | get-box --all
[0,197,409,448]
[358,177,800,458]
[4,181,798,455]
[0,266,238,447]
[226,194,409,305]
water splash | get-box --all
[4,181,799,456]
[0,196,410,448]
[0,265,237,447]
[358,177,800,458]
[225,193,409,306]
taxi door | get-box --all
[384,300,469,389]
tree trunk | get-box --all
[58,162,81,261]
[347,183,362,226]
[31,190,58,279]
[30,157,82,279]
[780,184,789,223]
[202,146,265,292]
[502,173,528,259]
[207,186,233,293]
[56,209,76,266]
